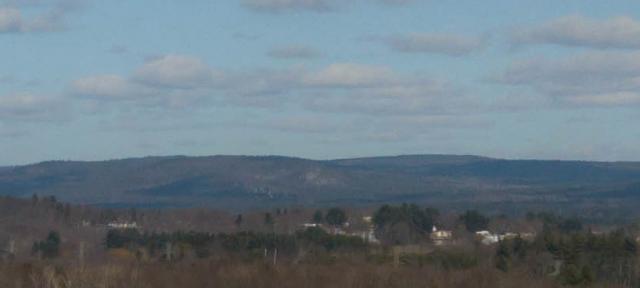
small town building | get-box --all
[476,230,500,245]
[430,226,453,246]
[107,222,139,229]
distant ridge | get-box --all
[1,154,639,216]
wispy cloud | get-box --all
[242,0,414,13]
[241,0,334,13]
[70,53,470,115]
[511,15,640,49]
[0,92,67,121]
[132,55,223,89]
[496,51,640,106]
[0,0,86,33]
[374,33,487,56]
[267,45,321,59]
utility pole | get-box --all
[79,241,85,271]
[165,242,173,261]
[273,248,277,266]
[8,239,15,255]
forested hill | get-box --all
[1,155,640,214]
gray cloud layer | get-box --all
[0,0,84,33]
[381,33,486,56]
[242,0,332,12]
[512,15,640,49]
[70,54,468,115]
[0,92,66,121]
[497,51,640,106]
[242,0,413,13]
[267,45,321,59]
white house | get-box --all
[476,231,532,245]
[430,226,453,246]
[107,222,138,229]
[476,230,500,245]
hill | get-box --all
[0,155,639,216]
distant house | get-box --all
[337,216,380,244]
[476,231,535,245]
[430,226,453,246]
[476,230,500,245]
[519,232,536,240]
[355,228,379,244]
[501,232,519,240]
[107,222,138,229]
[301,217,380,244]
[360,216,379,244]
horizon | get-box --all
[2,0,640,165]
[3,152,637,168]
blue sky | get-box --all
[1,0,640,165]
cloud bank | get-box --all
[512,15,640,49]
[497,51,640,106]
[70,54,467,115]
[242,0,414,13]
[382,33,486,56]
[0,0,85,33]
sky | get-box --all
[1,0,640,165]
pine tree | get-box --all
[312,210,324,223]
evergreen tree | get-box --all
[372,204,438,245]
[460,210,489,232]
[495,240,511,272]
[312,210,324,223]
[32,231,61,259]
[325,208,347,227]
[264,213,274,226]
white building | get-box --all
[430,226,453,246]
[476,231,532,245]
[107,222,138,229]
[476,230,500,245]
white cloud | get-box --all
[0,7,21,32]
[303,63,394,87]
[71,75,142,99]
[512,15,640,49]
[133,55,221,89]
[70,55,230,109]
[70,53,468,115]
[302,77,469,115]
[0,0,86,33]
[567,92,640,106]
[497,51,640,106]
[382,33,486,56]
[0,92,66,121]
